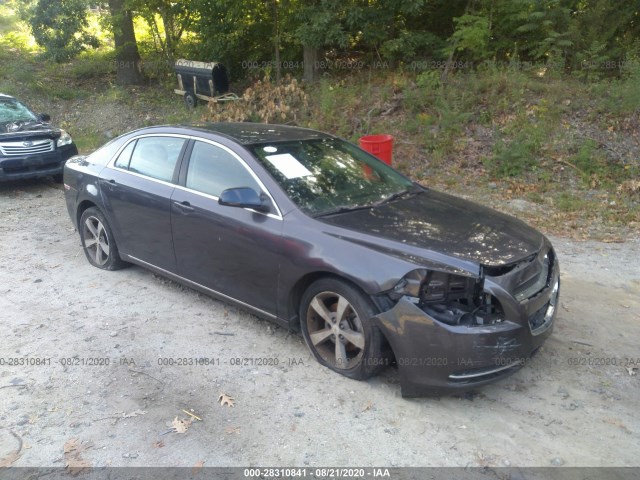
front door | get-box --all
[171,140,282,316]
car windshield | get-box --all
[249,138,415,216]
[0,98,37,124]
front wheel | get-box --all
[79,207,127,270]
[300,278,386,380]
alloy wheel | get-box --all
[82,216,110,266]
[306,291,366,370]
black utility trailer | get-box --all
[173,59,238,108]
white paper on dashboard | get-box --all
[265,153,312,179]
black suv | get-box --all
[0,94,78,182]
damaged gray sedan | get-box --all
[63,123,559,397]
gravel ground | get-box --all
[0,178,639,469]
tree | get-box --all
[294,0,349,82]
[22,0,98,62]
[108,0,144,85]
[136,0,193,63]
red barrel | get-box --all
[359,134,394,165]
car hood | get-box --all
[318,189,544,268]
[0,122,61,139]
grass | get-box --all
[73,127,109,152]
[303,66,640,236]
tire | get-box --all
[300,278,386,380]
[79,207,127,270]
[184,91,198,109]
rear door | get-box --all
[100,135,188,271]
[170,139,283,316]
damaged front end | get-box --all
[374,243,560,397]
[388,269,504,328]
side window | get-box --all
[128,136,186,182]
[186,141,261,197]
[114,140,136,169]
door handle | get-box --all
[173,200,195,212]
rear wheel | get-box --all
[300,278,386,380]
[79,207,127,270]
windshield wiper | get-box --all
[375,186,423,206]
[313,203,376,218]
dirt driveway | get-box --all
[1,179,638,469]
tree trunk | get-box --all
[273,0,281,84]
[303,45,319,83]
[109,0,144,85]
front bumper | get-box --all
[374,257,560,397]
[0,144,78,181]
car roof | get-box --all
[182,122,331,145]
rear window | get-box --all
[85,137,126,167]
[127,136,186,183]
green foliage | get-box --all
[591,58,640,115]
[20,0,99,62]
[184,0,277,79]
[135,0,193,62]
[574,41,609,81]
[555,192,591,213]
[379,31,444,64]
[294,0,350,50]
[415,70,441,90]
[68,49,116,79]
[73,126,109,152]
[486,133,540,177]
[445,14,490,62]
[112,0,638,81]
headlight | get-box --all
[56,130,73,147]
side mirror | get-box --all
[219,187,270,213]
[38,113,51,122]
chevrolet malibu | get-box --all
[63,123,559,396]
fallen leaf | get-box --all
[192,460,205,474]
[362,400,373,412]
[171,416,192,434]
[64,438,92,476]
[218,393,235,407]
[627,367,638,376]
[0,430,22,467]
[604,417,632,434]
[0,451,21,468]
[152,440,165,448]
[225,426,240,434]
